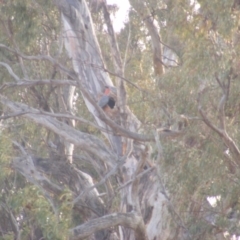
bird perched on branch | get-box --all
[98,86,121,154]
[98,86,116,109]
[98,86,118,119]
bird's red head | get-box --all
[104,86,110,95]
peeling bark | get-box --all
[70,212,145,240]
[52,0,180,239]
[0,0,185,239]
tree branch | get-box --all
[81,85,182,141]
[0,62,20,82]
[0,95,116,167]
[0,43,76,79]
[198,82,240,165]
[0,79,78,91]
[129,1,164,76]
[1,204,21,240]
[70,212,148,240]
[102,1,127,111]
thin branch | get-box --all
[215,73,227,130]
[117,167,155,191]
[0,43,76,79]
[218,94,226,130]
[0,43,145,93]
[123,21,131,73]
[0,79,78,91]
[198,108,225,137]
[162,54,180,67]
[0,111,29,120]
[198,81,240,165]
[0,62,20,82]
[106,67,143,92]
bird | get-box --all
[98,86,122,154]
[98,86,116,109]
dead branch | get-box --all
[70,212,148,240]
[0,95,116,167]
[117,167,155,191]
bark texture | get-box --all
[53,1,173,239]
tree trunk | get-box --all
[53,0,179,239]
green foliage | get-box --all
[115,0,240,238]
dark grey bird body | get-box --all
[98,95,115,109]
[98,87,116,109]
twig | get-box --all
[0,111,29,120]
[0,79,78,91]
[117,167,155,191]
[0,44,76,79]
[123,21,131,73]
[0,62,20,82]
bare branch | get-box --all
[123,22,131,73]
[0,79,78,91]
[0,43,76,79]
[0,95,116,167]
[117,167,155,191]
[218,94,226,130]
[70,212,147,240]
[0,111,29,120]
[198,108,225,137]
[0,62,20,82]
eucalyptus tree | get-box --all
[0,0,240,240]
